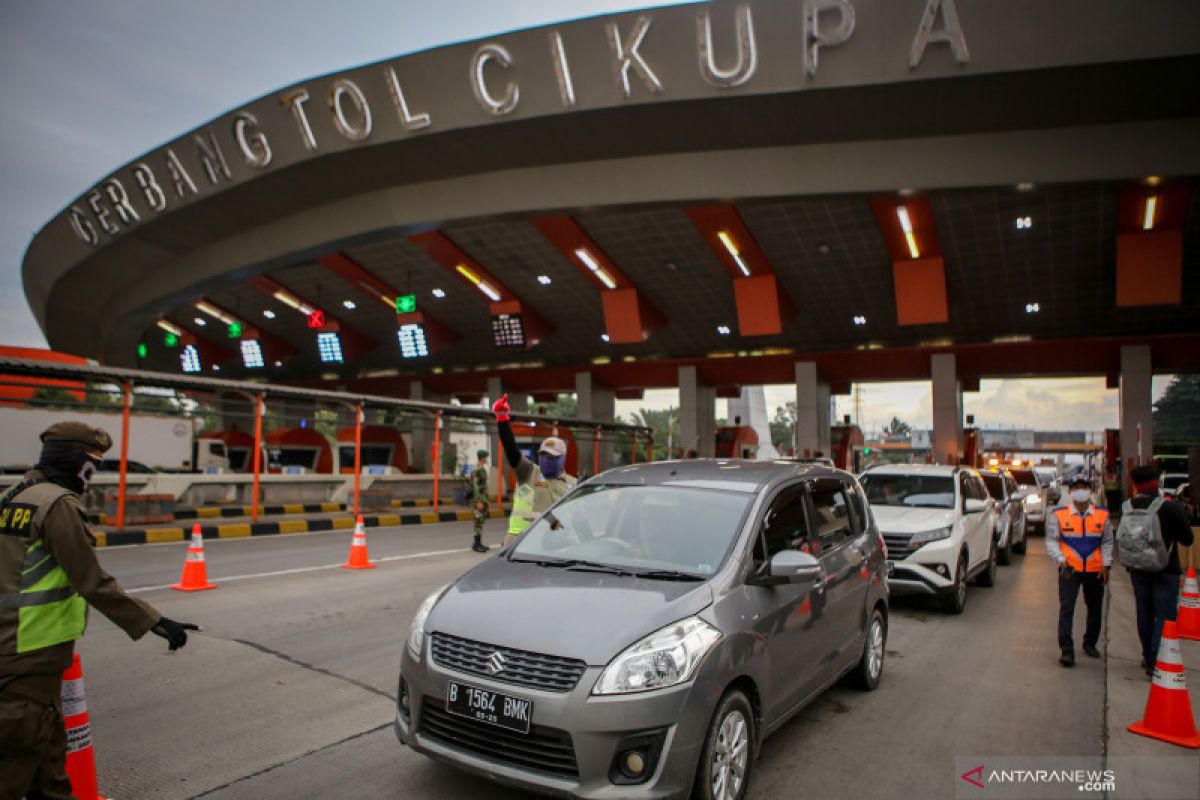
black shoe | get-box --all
[1083,645,1101,659]
[1059,653,1075,667]
[1144,663,1155,677]
[1141,657,1150,669]
[471,541,489,553]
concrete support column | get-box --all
[679,366,715,458]
[1119,345,1153,470]
[575,372,615,474]
[931,353,963,465]
[409,382,448,473]
[794,362,831,458]
[486,376,528,414]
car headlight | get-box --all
[1023,495,1043,508]
[910,526,953,546]
[592,617,722,695]
[407,584,450,660]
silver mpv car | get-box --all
[396,460,888,800]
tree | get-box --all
[882,416,912,439]
[533,394,578,421]
[29,386,80,409]
[628,407,679,460]
[1153,375,1200,443]
[770,402,797,451]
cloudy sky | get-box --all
[0,1,1171,433]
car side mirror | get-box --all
[757,550,821,586]
[964,498,989,514]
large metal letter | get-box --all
[697,3,757,88]
[549,31,576,107]
[194,131,232,185]
[233,112,272,167]
[803,0,856,78]
[164,148,198,200]
[103,179,140,225]
[132,162,167,211]
[87,190,118,236]
[471,43,519,115]
[607,16,663,98]
[328,78,373,141]
[910,0,969,68]
[280,88,318,151]
[383,67,432,130]
[68,206,97,245]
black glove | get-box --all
[152,617,200,651]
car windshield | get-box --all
[1010,469,1039,488]
[1162,475,1187,490]
[509,483,751,576]
[859,474,955,509]
[980,474,1004,499]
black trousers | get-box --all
[1129,569,1179,665]
[1058,568,1105,654]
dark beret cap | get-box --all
[40,421,114,452]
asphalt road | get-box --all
[79,521,1109,799]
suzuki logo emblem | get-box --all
[486,652,507,675]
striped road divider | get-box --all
[95,506,510,547]
[173,497,456,520]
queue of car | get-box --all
[395,456,1040,799]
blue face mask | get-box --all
[537,452,565,478]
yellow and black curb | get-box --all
[172,497,454,520]
[96,506,508,547]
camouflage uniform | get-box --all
[472,463,489,536]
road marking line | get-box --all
[126,547,468,593]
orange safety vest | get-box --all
[1053,506,1108,573]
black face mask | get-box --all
[35,441,101,494]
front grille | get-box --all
[431,632,587,692]
[420,697,579,779]
[883,533,919,561]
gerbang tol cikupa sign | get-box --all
[64,0,972,248]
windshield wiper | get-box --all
[632,569,705,582]
[509,556,630,575]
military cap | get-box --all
[477,449,489,459]
[40,421,114,452]
[538,436,567,457]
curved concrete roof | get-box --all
[23,0,1200,374]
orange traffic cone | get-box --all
[61,653,107,800]
[1128,621,1200,748]
[171,524,218,591]
[340,516,376,570]
[1177,569,1200,641]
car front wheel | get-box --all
[692,690,755,800]
[940,551,969,614]
[976,541,998,587]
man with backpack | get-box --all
[1046,475,1113,667]
[1118,465,1195,676]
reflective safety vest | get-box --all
[507,469,576,535]
[0,482,88,654]
[1053,505,1109,573]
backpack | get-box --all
[1116,497,1169,571]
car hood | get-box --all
[871,505,958,535]
[426,556,715,666]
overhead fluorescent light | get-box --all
[156,320,183,336]
[537,275,552,285]
[896,206,920,258]
[342,300,357,310]
[717,325,732,335]
[432,288,446,299]
[272,289,314,316]
[1143,195,1158,231]
[193,317,207,327]
[1025,302,1040,313]
[853,316,867,325]
[262,309,276,319]
[194,301,237,326]
[1015,216,1032,230]
[455,264,501,302]
[573,248,618,289]
[716,231,751,277]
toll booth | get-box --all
[265,428,333,474]
[200,430,256,472]
[963,427,982,468]
[831,424,865,473]
[715,425,758,459]
[508,421,578,480]
[335,425,410,474]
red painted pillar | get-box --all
[352,402,363,518]
[251,394,264,523]
[116,381,132,531]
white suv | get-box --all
[859,465,997,613]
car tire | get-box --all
[692,689,756,800]
[997,526,1013,566]
[1012,534,1027,555]
[940,551,969,614]
[850,608,887,691]
[975,541,997,587]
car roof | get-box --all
[860,463,963,477]
[590,459,852,493]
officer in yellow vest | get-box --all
[490,395,576,541]
[1,422,198,800]
[1044,475,1113,668]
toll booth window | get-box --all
[228,449,249,471]
[810,486,853,551]
[339,445,393,470]
[276,448,319,470]
[756,484,809,566]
